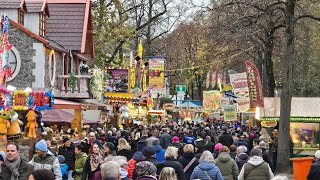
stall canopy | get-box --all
[180,101,200,107]
[259,97,320,122]
[42,109,95,124]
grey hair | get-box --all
[199,150,215,162]
[100,161,120,179]
[250,148,262,157]
[237,145,248,153]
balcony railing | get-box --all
[55,75,91,98]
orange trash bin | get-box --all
[290,157,314,180]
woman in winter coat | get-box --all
[156,146,186,180]
[235,145,249,171]
[117,138,133,161]
[178,144,199,180]
[74,144,88,180]
[190,150,223,180]
[82,143,105,180]
[215,146,239,180]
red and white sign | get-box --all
[245,61,264,107]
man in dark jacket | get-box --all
[81,132,102,154]
[159,128,171,149]
[218,126,234,148]
[258,141,274,172]
[142,146,158,165]
[307,150,320,180]
[59,137,75,179]
[0,143,33,179]
[235,135,249,149]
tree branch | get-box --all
[294,14,320,23]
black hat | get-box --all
[63,137,70,143]
[105,142,116,151]
[142,146,156,157]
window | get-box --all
[18,8,24,25]
[39,13,46,36]
[7,46,21,82]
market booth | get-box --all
[259,97,320,155]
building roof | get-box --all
[25,0,49,15]
[46,0,93,56]
[0,0,26,10]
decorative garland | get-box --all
[68,72,76,93]
[0,15,13,85]
[90,68,108,100]
[0,87,54,110]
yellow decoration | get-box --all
[26,110,38,139]
[138,40,143,57]
[0,118,10,135]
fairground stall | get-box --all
[258,97,320,156]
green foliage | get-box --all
[68,72,76,93]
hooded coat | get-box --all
[156,157,185,180]
[58,143,75,170]
[238,156,274,180]
[190,161,223,180]
[235,153,249,171]
[215,152,239,180]
[74,152,88,180]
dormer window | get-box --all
[18,8,24,25]
[39,13,46,36]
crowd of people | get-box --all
[0,122,318,180]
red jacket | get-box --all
[128,159,137,178]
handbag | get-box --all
[183,157,197,172]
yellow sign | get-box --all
[148,58,165,89]
[224,105,237,121]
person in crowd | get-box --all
[229,145,237,159]
[159,128,172,149]
[134,161,157,180]
[46,140,58,156]
[105,131,117,145]
[218,126,234,148]
[194,138,206,158]
[178,144,199,180]
[235,135,249,149]
[142,146,158,164]
[74,144,88,180]
[104,142,117,160]
[169,136,181,150]
[82,143,105,180]
[204,135,215,153]
[28,169,55,180]
[259,128,272,148]
[117,138,132,161]
[29,139,62,179]
[213,143,222,158]
[158,167,177,180]
[238,148,274,180]
[131,132,141,154]
[114,156,131,180]
[252,138,260,149]
[183,129,195,144]
[215,145,239,180]
[235,145,249,171]
[307,150,320,180]
[128,151,145,178]
[100,161,120,180]
[58,137,75,179]
[81,132,101,154]
[258,141,274,172]
[271,129,279,170]
[190,150,223,180]
[57,155,69,180]
[156,146,185,180]
[0,143,33,179]
[137,137,147,152]
[152,138,165,162]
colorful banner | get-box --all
[211,71,216,88]
[148,58,165,90]
[106,69,129,93]
[220,98,230,109]
[236,98,250,112]
[245,61,264,107]
[223,105,237,121]
[229,72,249,97]
[206,70,210,89]
[203,91,222,111]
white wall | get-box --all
[32,43,45,88]
[24,13,39,35]
[0,9,18,22]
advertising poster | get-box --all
[106,69,129,93]
[148,58,165,89]
[203,91,222,111]
[220,98,230,109]
[224,105,237,121]
[236,98,250,112]
[245,61,264,107]
[229,72,249,97]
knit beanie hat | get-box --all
[172,136,179,142]
[135,161,157,177]
[215,143,222,151]
[133,151,145,161]
[142,146,156,157]
[57,155,65,164]
[63,137,70,143]
[35,139,48,152]
[105,142,116,151]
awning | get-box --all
[54,98,109,110]
[42,109,94,124]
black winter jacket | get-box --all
[156,157,186,180]
[178,153,199,180]
[307,160,320,180]
[59,143,75,170]
[235,153,249,171]
[218,132,234,148]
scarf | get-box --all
[90,151,104,172]
[4,156,21,180]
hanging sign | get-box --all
[223,105,237,121]
[220,98,230,109]
[245,61,264,107]
[203,91,222,111]
[236,98,250,112]
[229,72,249,97]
